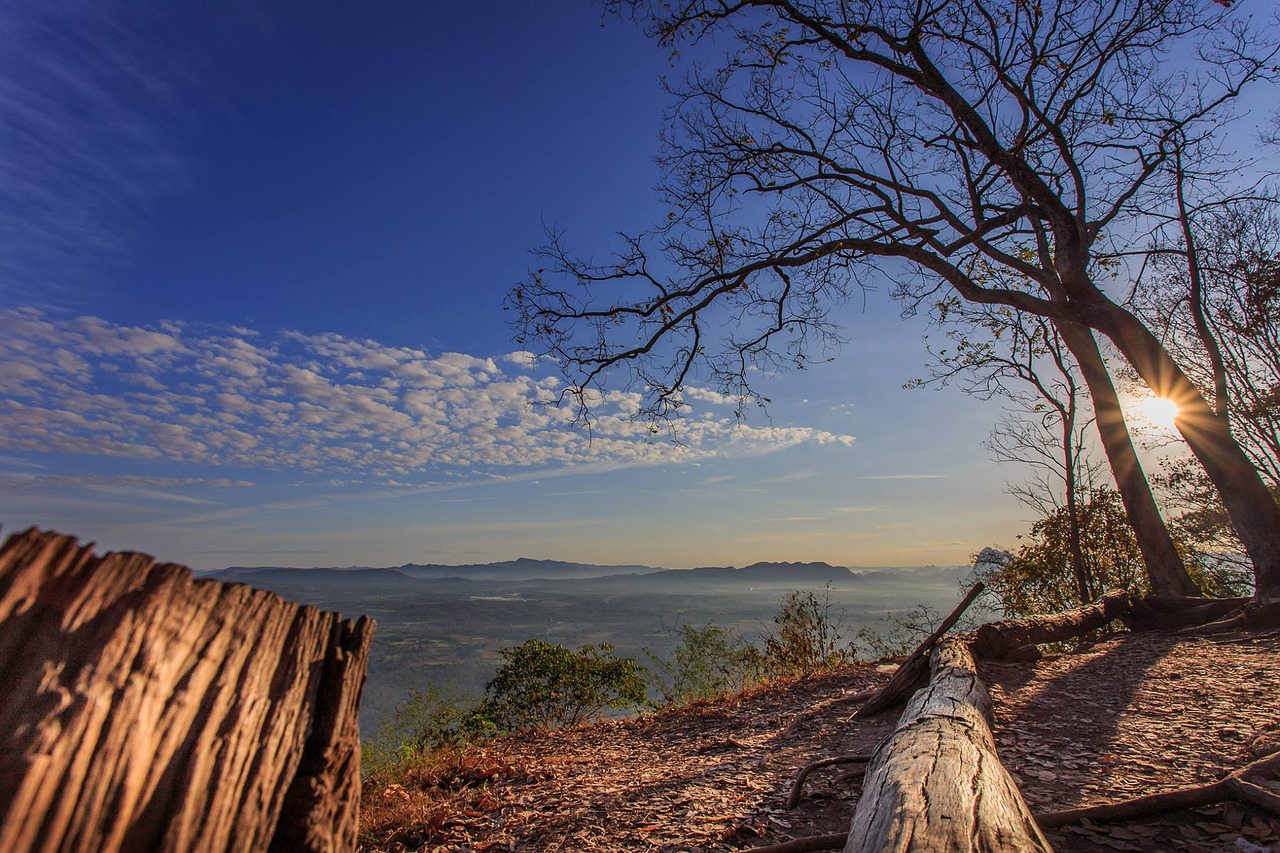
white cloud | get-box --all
[0,310,857,486]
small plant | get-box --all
[363,683,488,777]
[855,605,943,660]
[753,586,856,677]
[644,622,757,705]
[478,639,650,731]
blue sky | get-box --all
[0,1,1079,569]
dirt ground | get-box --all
[360,629,1280,852]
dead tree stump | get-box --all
[0,527,374,853]
[844,637,1051,852]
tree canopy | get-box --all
[511,0,1280,598]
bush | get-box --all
[478,639,649,731]
[973,485,1250,619]
[363,684,488,776]
[644,623,757,704]
[752,587,856,677]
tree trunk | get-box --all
[1090,300,1280,601]
[1061,404,1093,604]
[971,589,1134,659]
[0,528,374,853]
[1055,320,1200,597]
[844,638,1051,852]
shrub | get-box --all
[752,587,856,677]
[363,684,488,776]
[644,623,757,704]
[477,639,649,731]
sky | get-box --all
[0,1,1174,570]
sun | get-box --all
[1134,396,1181,431]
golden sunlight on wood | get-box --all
[1134,396,1181,431]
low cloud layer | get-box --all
[0,309,854,487]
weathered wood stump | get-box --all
[844,637,1051,852]
[0,527,374,853]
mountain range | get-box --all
[204,558,968,588]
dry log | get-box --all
[855,582,984,717]
[844,637,1052,852]
[786,754,872,810]
[1037,751,1280,827]
[971,589,1133,659]
[0,527,374,853]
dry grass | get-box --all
[359,745,531,851]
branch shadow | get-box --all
[982,631,1181,813]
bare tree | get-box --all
[914,306,1105,603]
[1143,194,1280,484]
[511,0,1280,600]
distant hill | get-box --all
[396,557,665,582]
[206,557,666,585]
[204,558,970,590]
[638,561,855,585]
[207,566,418,586]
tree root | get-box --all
[786,753,872,809]
[1036,752,1280,828]
[747,832,849,853]
[780,689,876,738]
[1180,600,1280,635]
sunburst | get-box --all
[1134,396,1180,432]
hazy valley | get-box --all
[206,559,976,733]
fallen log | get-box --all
[971,589,1133,659]
[844,637,1051,852]
[0,527,374,853]
[854,582,984,717]
[1181,599,1280,634]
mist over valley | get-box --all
[206,559,976,733]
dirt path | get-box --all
[360,630,1280,852]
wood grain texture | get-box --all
[0,527,374,853]
[844,638,1052,853]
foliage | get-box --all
[477,639,650,731]
[976,487,1150,617]
[751,587,856,677]
[977,486,1251,617]
[644,622,757,705]
[362,684,490,777]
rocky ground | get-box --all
[359,629,1280,852]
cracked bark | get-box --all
[0,527,374,853]
[843,638,1052,852]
